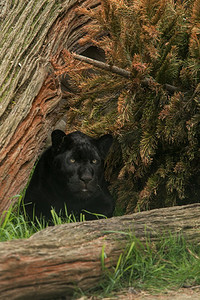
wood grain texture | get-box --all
[0,0,100,215]
[0,203,200,299]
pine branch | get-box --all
[163,83,179,94]
[72,53,178,94]
[72,52,131,78]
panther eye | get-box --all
[69,158,75,163]
[92,159,97,164]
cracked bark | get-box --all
[0,203,200,299]
[0,0,100,215]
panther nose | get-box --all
[80,174,93,184]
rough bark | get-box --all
[0,0,100,215]
[0,203,200,300]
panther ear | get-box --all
[51,130,66,151]
[96,134,113,159]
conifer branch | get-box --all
[72,52,131,78]
[163,83,179,94]
[72,53,178,94]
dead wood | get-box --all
[72,52,178,93]
[0,203,200,300]
[0,0,100,216]
[72,52,131,78]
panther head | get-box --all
[50,130,113,198]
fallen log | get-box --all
[0,203,200,300]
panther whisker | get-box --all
[97,184,103,192]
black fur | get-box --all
[23,130,114,223]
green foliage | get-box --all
[77,233,200,298]
[55,0,200,212]
[0,198,103,242]
[0,195,39,241]
[104,233,200,294]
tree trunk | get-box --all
[0,0,100,216]
[0,203,200,300]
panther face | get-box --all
[51,130,113,199]
[23,129,114,222]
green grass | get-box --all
[1,199,200,298]
[0,196,106,242]
[87,232,200,298]
[0,196,46,241]
[0,196,68,241]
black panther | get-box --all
[22,130,114,223]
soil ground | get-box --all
[77,287,200,299]
[116,287,200,299]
